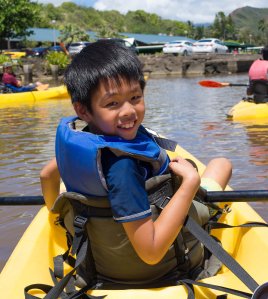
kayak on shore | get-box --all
[0,143,268,298]
[0,85,69,107]
[227,98,268,121]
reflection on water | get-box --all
[1,74,268,270]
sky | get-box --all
[38,0,267,23]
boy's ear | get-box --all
[73,102,92,122]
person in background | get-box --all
[233,48,238,55]
[2,62,48,92]
[247,45,268,103]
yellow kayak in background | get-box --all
[227,99,268,121]
[0,144,268,298]
[0,85,69,107]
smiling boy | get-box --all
[41,39,232,283]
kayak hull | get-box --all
[0,85,69,107]
[1,144,268,298]
[227,100,268,121]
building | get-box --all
[2,28,194,50]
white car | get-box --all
[163,40,193,56]
[192,38,228,54]
[68,41,91,56]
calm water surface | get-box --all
[1,73,268,270]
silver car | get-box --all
[193,38,228,54]
[68,41,90,56]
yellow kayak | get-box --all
[0,144,268,298]
[0,85,69,107]
[227,99,268,121]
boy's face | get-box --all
[77,78,145,140]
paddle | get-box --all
[199,80,248,88]
[36,83,49,91]
[1,190,268,205]
[0,196,45,205]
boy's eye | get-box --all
[105,101,118,108]
[131,95,142,102]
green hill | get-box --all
[230,6,268,34]
[33,3,267,45]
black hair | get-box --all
[262,45,268,60]
[64,39,145,112]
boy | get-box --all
[41,39,232,280]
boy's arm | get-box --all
[40,157,60,210]
[123,157,200,265]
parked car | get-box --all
[47,45,65,53]
[27,47,48,57]
[98,38,139,54]
[192,38,228,54]
[68,41,91,56]
[162,40,193,56]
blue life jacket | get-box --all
[55,116,170,197]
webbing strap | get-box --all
[24,223,104,299]
[184,215,259,293]
[180,279,252,299]
[208,221,268,230]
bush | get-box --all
[45,51,70,68]
[0,54,12,66]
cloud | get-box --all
[38,0,268,23]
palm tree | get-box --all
[59,24,91,46]
[258,19,267,44]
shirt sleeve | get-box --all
[101,149,152,223]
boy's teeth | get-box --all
[120,122,134,128]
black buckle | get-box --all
[74,215,88,229]
[159,197,171,210]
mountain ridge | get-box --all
[230,6,268,34]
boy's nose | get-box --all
[120,101,136,117]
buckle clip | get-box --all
[159,196,171,210]
[74,215,88,229]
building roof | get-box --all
[26,28,194,45]
[28,28,61,42]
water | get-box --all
[1,74,268,270]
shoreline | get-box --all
[15,53,260,85]
[139,53,260,78]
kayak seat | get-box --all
[250,80,268,103]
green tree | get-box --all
[34,3,63,28]
[99,10,126,32]
[258,19,268,44]
[59,24,91,45]
[126,10,163,34]
[0,0,40,49]
[194,26,205,40]
[186,21,195,38]
[211,11,234,40]
[95,23,126,39]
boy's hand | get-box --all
[169,156,200,186]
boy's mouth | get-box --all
[118,121,136,129]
